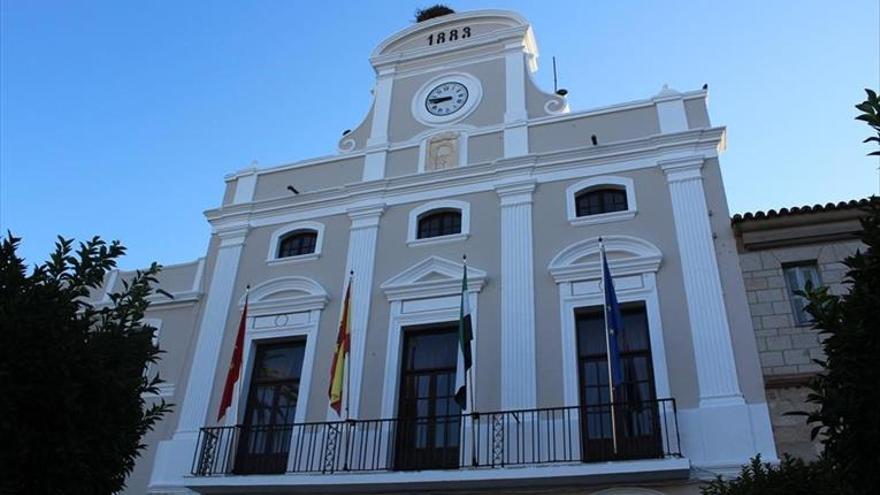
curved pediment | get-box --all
[548,235,663,283]
[240,276,329,314]
[381,256,486,301]
[370,10,534,67]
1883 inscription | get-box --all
[427,26,471,46]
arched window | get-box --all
[277,230,318,258]
[417,210,462,239]
[566,177,637,226]
[575,187,628,217]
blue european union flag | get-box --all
[602,251,624,389]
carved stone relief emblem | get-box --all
[425,132,460,172]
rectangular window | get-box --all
[395,323,461,471]
[784,262,822,326]
[575,302,662,461]
[235,339,306,475]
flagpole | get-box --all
[343,271,353,471]
[344,270,353,423]
[599,239,619,455]
[463,255,478,467]
[231,285,250,426]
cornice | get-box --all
[91,290,202,311]
[242,88,710,180]
[204,127,725,228]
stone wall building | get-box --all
[733,198,871,460]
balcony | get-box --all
[189,399,686,492]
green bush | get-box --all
[700,455,842,495]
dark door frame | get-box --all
[394,322,462,471]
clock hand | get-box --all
[428,96,453,103]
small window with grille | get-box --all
[575,187,628,217]
[783,262,822,326]
[417,210,462,239]
[277,230,318,258]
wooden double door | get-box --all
[575,303,663,461]
[395,323,462,471]
[235,340,306,474]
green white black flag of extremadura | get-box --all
[454,260,473,410]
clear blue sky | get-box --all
[2,1,878,269]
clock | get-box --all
[412,73,482,126]
[425,82,469,116]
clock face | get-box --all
[425,82,469,116]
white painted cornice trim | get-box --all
[90,289,202,310]
[548,235,663,283]
[204,128,725,227]
[226,88,710,182]
[381,256,486,301]
[148,290,201,306]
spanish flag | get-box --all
[329,273,353,416]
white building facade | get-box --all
[104,10,779,494]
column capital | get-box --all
[214,223,250,248]
[495,178,536,206]
[659,156,705,183]
[347,203,386,230]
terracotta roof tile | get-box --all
[731,197,876,224]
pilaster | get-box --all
[149,223,249,489]
[661,157,743,407]
[342,203,385,418]
[503,42,529,157]
[495,179,537,409]
[363,68,394,181]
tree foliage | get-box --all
[855,88,880,156]
[0,233,172,494]
[798,202,879,484]
[792,90,880,493]
[700,455,843,495]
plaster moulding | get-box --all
[548,235,663,283]
[381,255,487,301]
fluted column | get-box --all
[661,157,743,407]
[495,179,537,410]
[343,203,385,418]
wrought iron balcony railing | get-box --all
[192,398,681,476]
